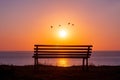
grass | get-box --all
[0,64,120,80]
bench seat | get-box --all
[33,54,91,58]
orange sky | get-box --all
[0,0,120,51]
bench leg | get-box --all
[82,58,89,71]
[82,58,85,70]
[86,58,89,71]
[34,58,38,70]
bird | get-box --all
[50,26,53,28]
[72,24,74,26]
[59,25,61,27]
[68,22,70,25]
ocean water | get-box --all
[0,51,120,66]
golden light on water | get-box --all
[57,58,69,67]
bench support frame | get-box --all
[33,45,93,71]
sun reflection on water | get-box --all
[56,58,70,67]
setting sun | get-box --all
[59,29,67,38]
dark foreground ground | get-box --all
[0,65,120,80]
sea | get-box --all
[0,51,120,66]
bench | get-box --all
[33,44,93,70]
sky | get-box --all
[0,0,120,51]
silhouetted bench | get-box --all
[33,45,93,70]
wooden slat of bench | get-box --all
[34,51,92,53]
[34,45,93,47]
[33,54,91,58]
[33,56,90,58]
[33,54,91,55]
[34,48,92,50]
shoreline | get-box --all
[0,65,120,80]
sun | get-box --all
[59,29,67,38]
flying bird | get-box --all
[68,22,70,25]
[59,25,61,27]
[50,26,53,28]
[72,24,74,26]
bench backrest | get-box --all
[33,45,93,58]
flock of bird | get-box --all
[50,22,74,29]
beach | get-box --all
[0,65,120,80]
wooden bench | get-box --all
[33,44,93,70]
